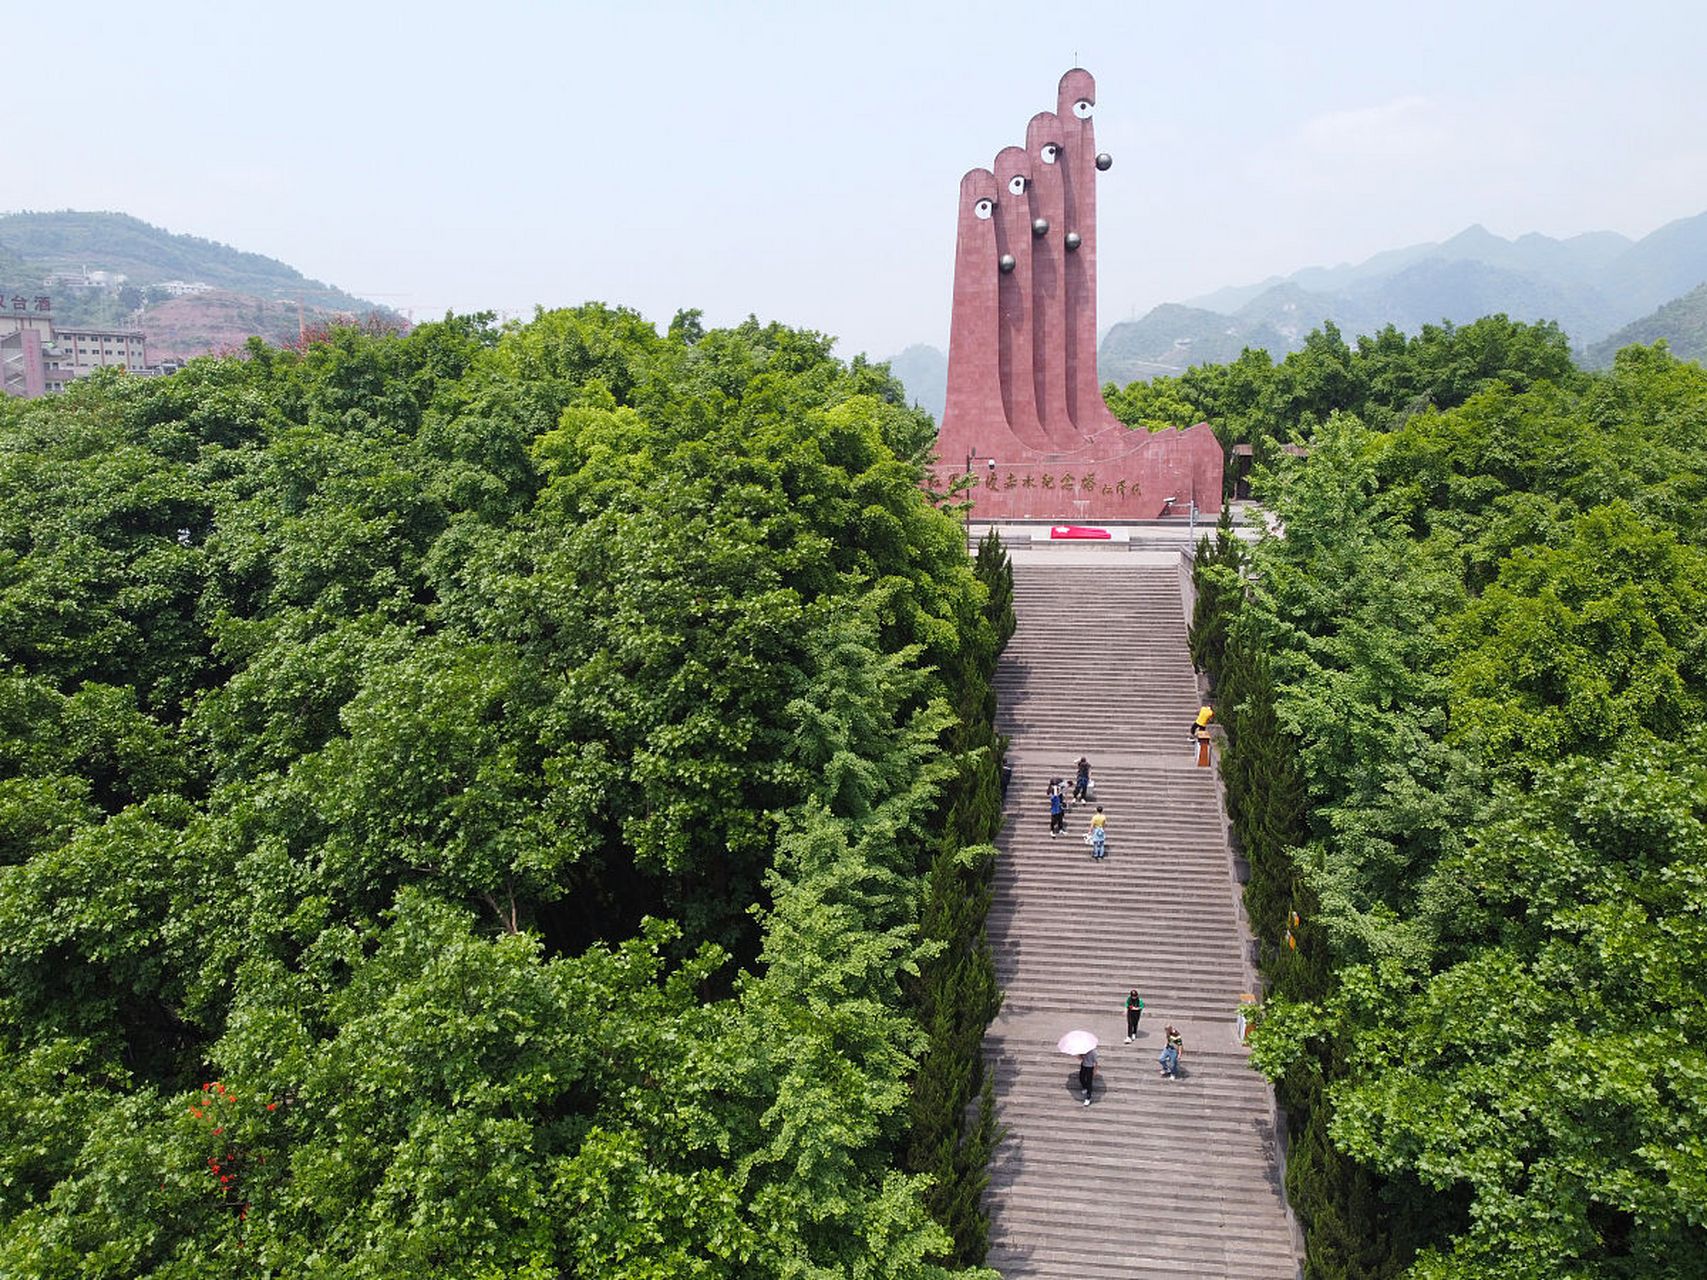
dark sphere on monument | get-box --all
[1032,217,1049,238]
[1095,152,1113,171]
[999,254,1016,273]
[1065,232,1082,251]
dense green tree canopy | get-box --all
[1106,314,1585,456]
[0,309,1003,1276]
[1199,337,1707,1276]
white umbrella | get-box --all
[1057,1029,1098,1056]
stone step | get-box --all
[986,1241,1297,1280]
[987,1077,1279,1121]
[990,1189,1289,1233]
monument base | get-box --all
[930,420,1224,521]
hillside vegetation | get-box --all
[0,211,379,313]
[0,211,396,356]
[1186,328,1707,1276]
[0,310,1008,1277]
[1586,282,1707,368]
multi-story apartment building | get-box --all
[51,327,148,374]
[0,304,150,398]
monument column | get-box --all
[1058,67,1124,436]
[1024,111,1080,450]
[992,145,1056,452]
[940,167,1032,465]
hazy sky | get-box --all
[9,0,1705,359]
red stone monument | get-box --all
[933,69,1223,520]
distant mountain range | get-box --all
[885,212,1707,411]
[1102,213,1707,385]
[0,210,396,359]
[886,344,948,416]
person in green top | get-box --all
[1124,988,1144,1043]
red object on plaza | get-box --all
[1049,525,1111,540]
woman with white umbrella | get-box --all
[1058,1029,1099,1105]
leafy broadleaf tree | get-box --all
[0,307,1001,1277]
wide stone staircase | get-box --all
[981,549,1300,1279]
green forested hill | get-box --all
[0,210,383,317]
[1181,325,1707,1277]
[0,311,1006,1277]
[1586,281,1707,368]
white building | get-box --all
[41,268,128,289]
